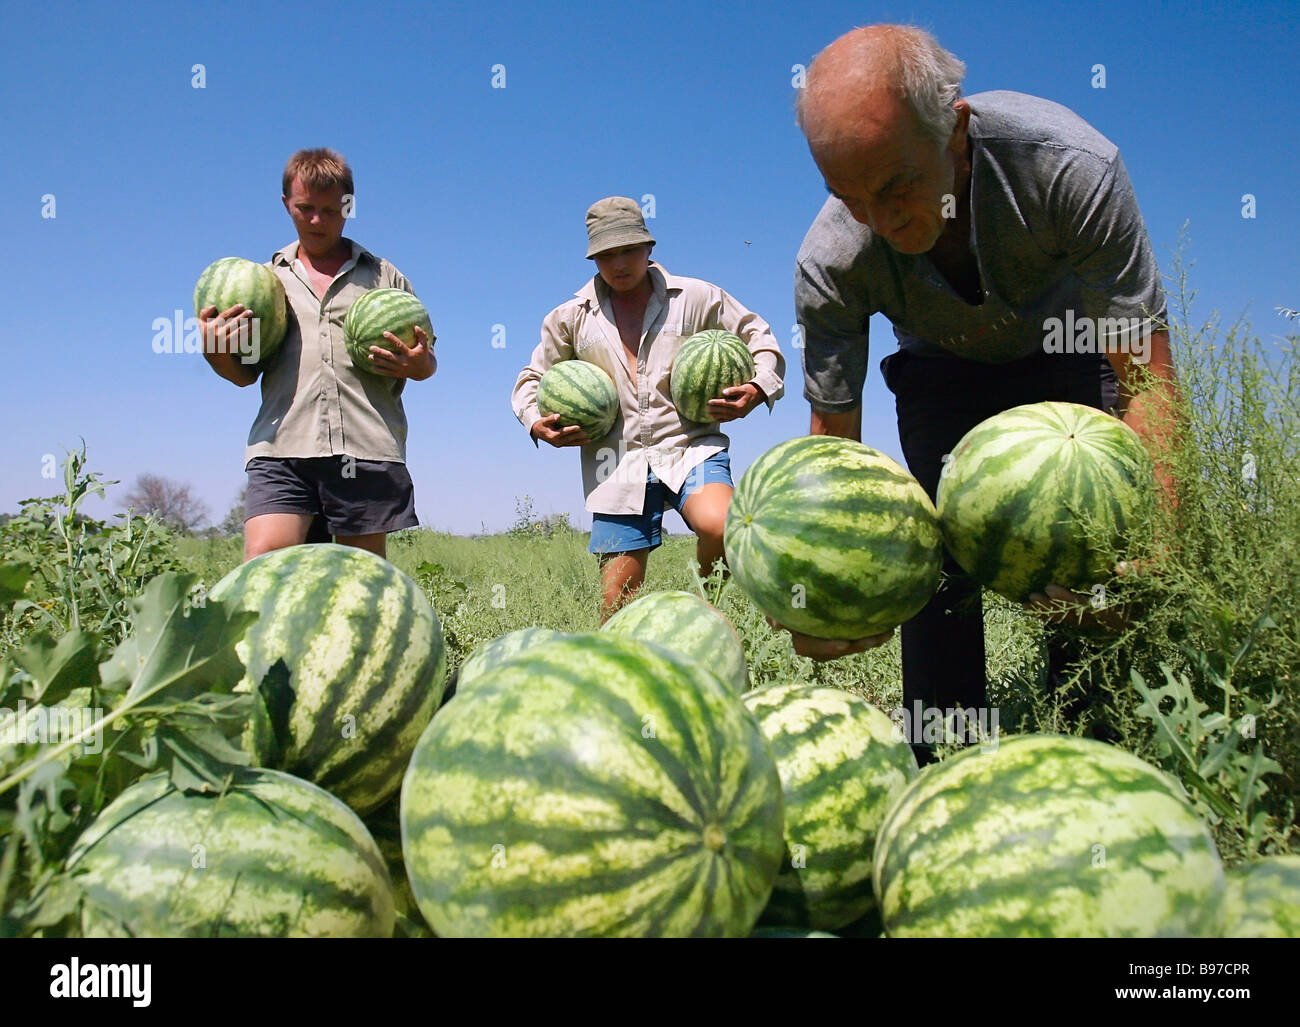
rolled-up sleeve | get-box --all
[512,305,574,435]
[711,288,785,410]
[795,253,871,413]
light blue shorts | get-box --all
[589,451,733,555]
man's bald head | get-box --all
[797,25,966,150]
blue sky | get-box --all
[1,0,1295,534]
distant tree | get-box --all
[121,473,210,534]
[219,485,248,537]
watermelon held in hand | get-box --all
[537,360,619,440]
[873,734,1227,938]
[66,770,395,938]
[935,401,1152,602]
[343,287,434,374]
[399,633,785,937]
[209,543,448,817]
[724,435,943,640]
[744,684,918,930]
[670,329,756,422]
[193,257,289,365]
[601,589,748,692]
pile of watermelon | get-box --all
[53,396,1296,937]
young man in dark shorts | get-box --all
[200,148,435,561]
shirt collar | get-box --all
[575,260,679,306]
[271,237,375,267]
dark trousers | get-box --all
[880,346,1120,754]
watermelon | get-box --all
[750,927,838,938]
[936,401,1152,601]
[193,256,288,365]
[670,329,756,422]
[365,797,434,938]
[873,734,1226,937]
[399,633,785,937]
[601,589,748,692]
[724,435,944,639]
[66,769,394,938]
[744,685,917,929]
[455,627,570,695]
[1222,855,1300,937]
[343,287,433,374]
[209,543,447,816]
[537,360,619,440]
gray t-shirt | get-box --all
[795,90,1166,412]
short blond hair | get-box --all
[282,148,354,197]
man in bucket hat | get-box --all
[512,197,785,619]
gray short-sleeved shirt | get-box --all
[795,90,1166,412]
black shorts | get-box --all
[244,457,419,537]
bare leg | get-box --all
[680,483,733,581]
[243,513,313,561]
[598,549,650,622]
[336,533,387,558]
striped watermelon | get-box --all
[601,589,748,692]
[538,360,619,440]
[193,256,288,364]
[209,543,447,816]
[455,627,570,695]
[365,797,434,938]
[745,685,917,929]
[936,401,1152,601]
[1222,855,1300,937]
[343,287,433,374]
[66,770,394,938]
[873,735,1226,937]
[400,633,785,937]
[670,329,756,422]
[724,435,943,639]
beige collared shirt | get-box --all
[244,238,431,465]
[512,262,785,515]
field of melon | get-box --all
[0,303,1295,937]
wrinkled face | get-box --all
[807,91,964,255]
[282,175,348,258]
[593,243,652,293]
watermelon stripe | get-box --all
[400,634,783,936]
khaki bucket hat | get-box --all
[585,196,656,258]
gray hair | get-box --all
[798,26,967,145]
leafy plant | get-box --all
[0,572,259,936]
[1,444,182,652]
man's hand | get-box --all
[1023,562,1142,633]
[367,326,435,380]
[530,413,590,448]
[198,304,259,386]
[764,615,894,661]
[707,383,766,423]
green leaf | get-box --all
[0,572,256,799]
[0,562,33,605]
[99,572,256,704]
[12,630,101,706]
